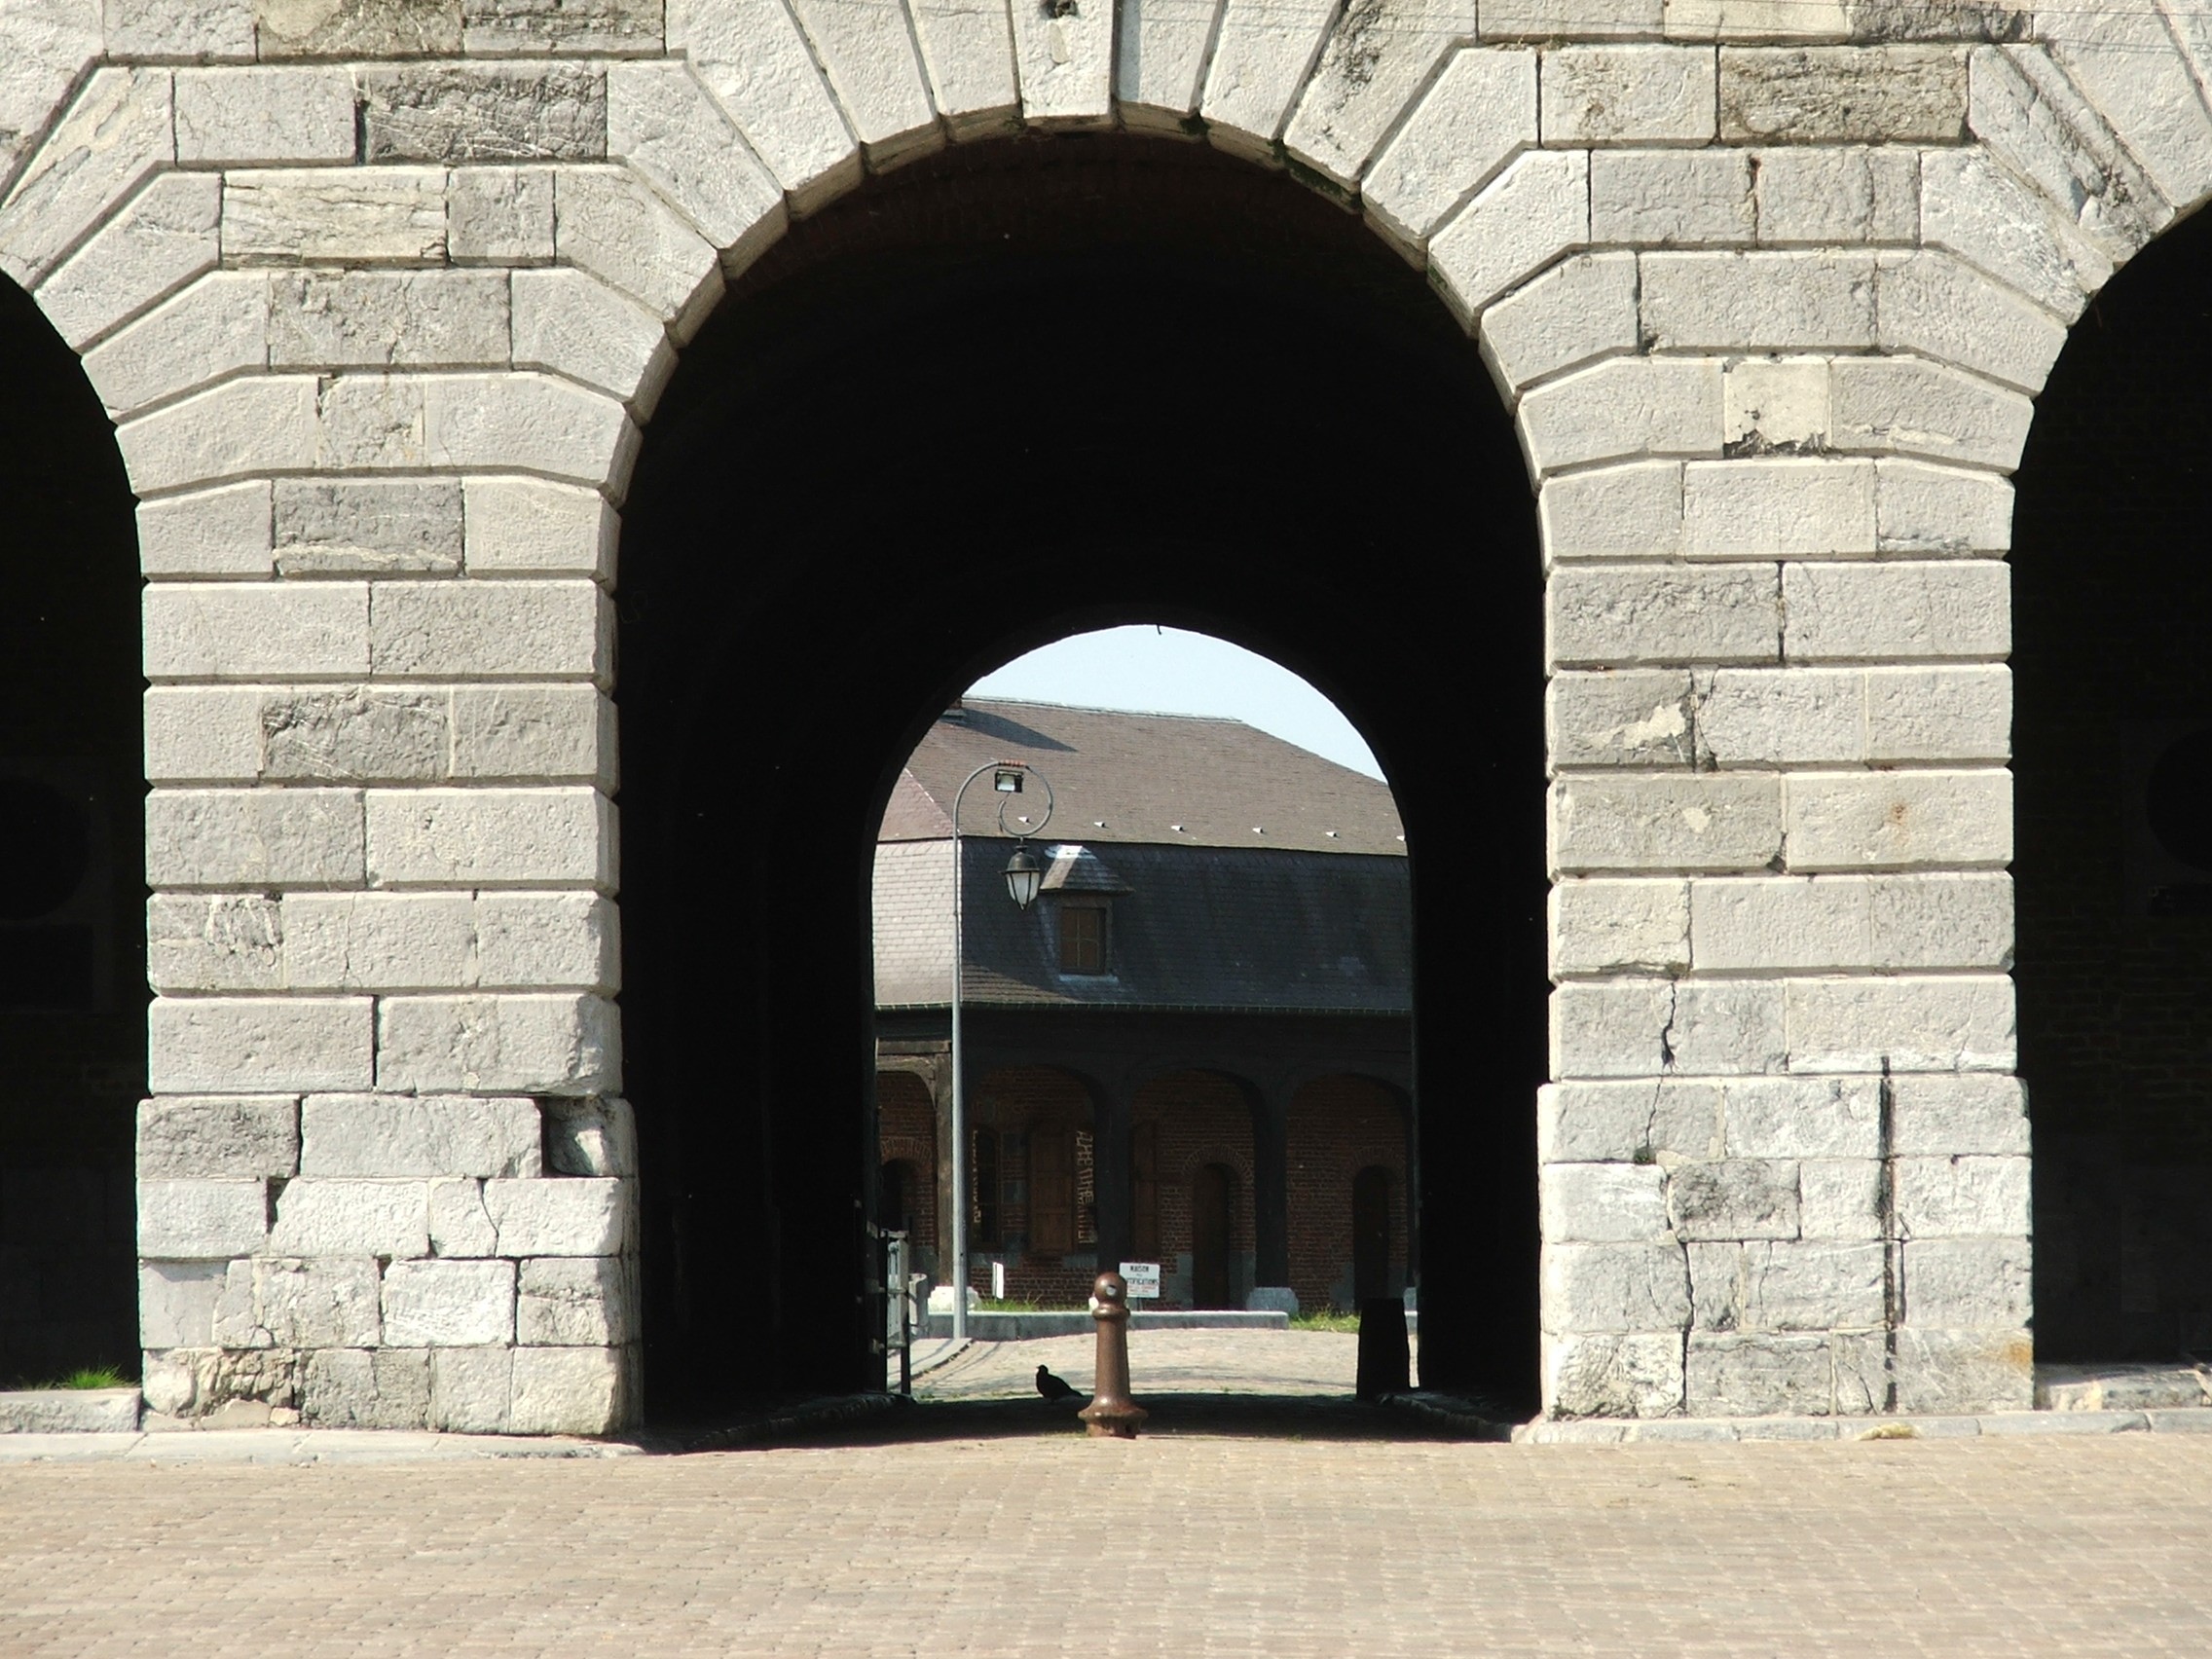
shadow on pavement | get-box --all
[647,1390,1515,1454]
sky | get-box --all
[964,626,1385,781]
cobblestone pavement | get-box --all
[6,1422,2210,1655]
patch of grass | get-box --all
[1289,1309,1362,1334]
[8,1364,132,1392]
[974,1297,1046,1312]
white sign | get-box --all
[1120,1261,1161,1299]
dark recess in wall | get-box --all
[2013,200,2212,1360]
[615,134,1547,1416]
[0,276,146,1383]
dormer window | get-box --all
[1058,902,1109,975]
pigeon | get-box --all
[1035,1364,1080,1402]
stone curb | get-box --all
[0,1389,142,1434]
[1515,1409,2212,1443]
[0,1428,641,1463]
[1375,1389,1518,1440]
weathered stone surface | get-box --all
[139,1261,228,1349]
[477,893,619,990]
[361,64,607,163]
[300,1346,431,1429]
[448,166,555,265]
[1894,1155,2030,1237]
[146,788,364,888]
[1720,47,1967,144]
[1362,46,1536,248]
[518,1255,631,1345]
[1481,253,1639,394]
[1282,0,1474,188]
[376,994,620,1095]
[149,893,282,992]
[1888,1074,2028,1156]
[450,686,613,786]
[1797,1159,1883,1241]
[147,998,375,1095]
[271,271,510,373]
[136,1179,268,1260]
[366,787,612,888]
[1549,878,1689,977]
[1591,149,1752,245]
[429,1178,498,1257]
[1686,1332,1834,1416]
[1903,1236,2029,1327]
[1686,873,2013,975]
[511,266,673,411]
[1891,1327,2033,1414]
[1428,149,1587,320]
[1541,1162,1669,1243]
[1541,1242,1691,1333]
[509,1343,629,1433]
[671,0,859,211]
[119,376,320,496]
[1753,146,1918,244]
[788,0,939,163]
[1783,771,2012,874]
[267,1179,429,1258]
[484,1177,630,1257]
[1520,357,1723,476]
[1783,976,2016,1074]
[1541,461,1684,562]
[86,275,270,423]
[35,171,221,351]
[461,0,661,55]
[1541,45,1714,144]
[369,579,611,682]
[213,1256,382,1348]
[275,479,467,575]
[543,1097,636,1177]
[175,67,354,164]
[1689,1240,1885,1331]
[1721,1077,1879,1160]
[1667,1160,1799,1241]
[142,1345,299,1419]
[1877,459,2014,555]
[1551,774,1783,873]
[283,892,474,989]
[137,1096,299,1180]
[553,166,722,338]
[1546,670,1701,769]
[1113,0,1220,130]
[260,687,451,783]
[1537,1081,1721,1164]
[1553,978,1787,1080]
[301,1094,541,1179]
[0,68,171,286]
[428,1344,511,1432]
[223,169,448,264]
[255,0,464,59]
[1545,1331,1684,1419]
[382,1258,515,1346]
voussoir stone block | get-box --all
[1362,47,1536,250]
[0,67,172,287]
[137,1096,299,1180]
[382,1257,516,1346]
[484,1177,631,1257]
[301,1094,542,1179]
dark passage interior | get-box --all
[2014,203,2212,1361]
[0,277,146,1383]
[615,134,1545,1416]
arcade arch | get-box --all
[616,133,1545,1416]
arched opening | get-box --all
[2014,202,2212,1365]
[0,276,146,1385]
[1192,1163,1238,1310]
[616,132,1544,1417]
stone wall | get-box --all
[3,0,2208,1427]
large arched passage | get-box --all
[616,132,1544,1416]
[2014,202,2212,1365]
[0,276,146,1384]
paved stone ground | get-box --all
[6,1407,2210,1653]
[914,1326,1384,1401]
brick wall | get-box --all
[1287,1076,1409,1313]
[875,1070,937,1251]
[1133,1070,1256,1309]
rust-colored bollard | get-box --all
[1078,1272,1148,1440]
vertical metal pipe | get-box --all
[949,786,968,1343]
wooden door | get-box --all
[1192,1162,1235,1309]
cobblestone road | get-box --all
[7,1419,2210,1655]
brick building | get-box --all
[6,0,2212,1431]
[872,699,1412,1313]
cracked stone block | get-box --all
[213,1256,383,1349]
[382,1258,516,1346]
[1686,1332,1833,1416]
[1542,1242,1691,1333]
[518,1256,632,1346]
[141,1346,300,1419]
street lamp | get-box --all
[948,759,1053,1342]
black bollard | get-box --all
[1355,1298,1411,1400]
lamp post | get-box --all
[948,759,1052,1342]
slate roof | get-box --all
[873,701,1411,1014]
[880,699,1403,856]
